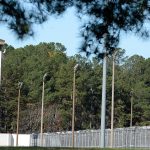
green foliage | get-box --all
[0,43,150,133]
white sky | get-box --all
[0,8,150,58]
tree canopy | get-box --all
[1,0,150,57]
[0,42,149,133]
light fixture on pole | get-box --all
[40,73,47,147]
[0,39,5,86]
[72,64,78,147]
[16,81,23,146]
[110,50,118,148]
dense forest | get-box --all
[0,42,150,133]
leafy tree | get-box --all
[116,55,150,127]
[1,42,68,132]
[1,43,150,133]
[1,0,150,56]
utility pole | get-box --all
[40,73,47,146]
[130,90,133,127]
[72,64,78,147]
[110,50,117,148]
[16,82,23,146]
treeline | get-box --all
[0,42,149,133]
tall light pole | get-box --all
[110,50,118,148]
[100,52,107,148]
[130,90,133,127]
[40,73,47,146]
[100,33,108,148]
[16,82,23,146]
[72,64,78,148]
[0,39,5,86]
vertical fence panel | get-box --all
[2,126,149,148]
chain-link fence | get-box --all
[30,126,150,148]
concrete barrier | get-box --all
[0,133,30,146]
[0,133,13,146]
[12,134,30,146]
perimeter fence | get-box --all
[30,126,150,148]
